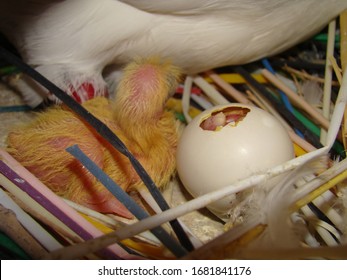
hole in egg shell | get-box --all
[199,107,250,131]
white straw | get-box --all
[192,75,229,105]
[321,20,336,144]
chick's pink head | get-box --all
[113,57,181,122]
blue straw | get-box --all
[262,58,304,138]
[0,105,32,113]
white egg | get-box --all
[176,104,294,221]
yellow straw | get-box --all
[293,143,307,157]
[205,73,267,84]
[293,168,347,211]
[80,213,173,259]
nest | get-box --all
[1,16,347,260]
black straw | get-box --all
[66,145,187,257]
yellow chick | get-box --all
[7,58,181,218]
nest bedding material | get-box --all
[1,25,347,258]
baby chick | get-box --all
[6,57,181,218]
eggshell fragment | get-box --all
[176,104,295,220]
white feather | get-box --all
[0,0,346,104]
[243,157,329,250]
[302,80,324,109]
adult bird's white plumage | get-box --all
[0,0,346,106]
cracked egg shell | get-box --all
[176,104,295,220]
